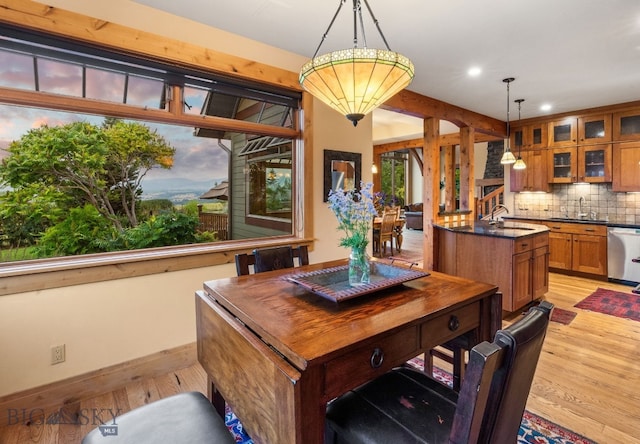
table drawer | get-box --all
[324,326,418,398]
[420,301,480,350]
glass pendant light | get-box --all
[500,77,517,165]
[513,98,527,170]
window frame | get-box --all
[0,23,310,296]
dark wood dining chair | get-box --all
[325,301,553,444]
[235,245,309,276]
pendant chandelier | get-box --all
[500,77,517,165]
[299,0,415,126]
[513,98,527,170]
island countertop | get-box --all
[433,220,549,239]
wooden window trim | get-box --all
[0,6,314,295]
[0,237,313,296]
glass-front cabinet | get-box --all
[613,109,640,141]
[549,147,577,183]
[511,123,548,151]
[550,145,611,183]
[578,114,611,145]
[548,118,578,147]
[577,144,611,182]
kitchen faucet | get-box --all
[490,204,509,224]
[577,196,588,219]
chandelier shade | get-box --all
[300,48,414,126]
[299,0,414,126]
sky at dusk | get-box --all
[0,45,230,191]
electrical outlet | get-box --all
[51,344,65,365]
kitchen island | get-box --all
[433,220,549,312]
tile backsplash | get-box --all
[513,183,640,225]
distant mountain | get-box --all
[141,177,227,204]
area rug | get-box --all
[224,358,596,444]
[574,287,640,322]
[551,307,578,325]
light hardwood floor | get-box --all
[1,229,639,443]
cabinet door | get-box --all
[548,118,578,147]
[612,142,640,191]
[572,234,607,276]
[512,124,548,150]
[577,144,611,183]
[548,232,572,270]
[613,109,640,141]
[531,246,549,299]
[512,251,533,311]
[578,114,611,145]
[510,150,550,192]
[549,147,577,183]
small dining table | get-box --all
[196,258,500,444]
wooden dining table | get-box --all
[196,258,500,444]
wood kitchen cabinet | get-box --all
[548,117,578,147]
[511,122,548,150]
[433,225,549,312]
[549,147,577,183]
[612,142,640,191]
[613,109,640,141]
[578,114,612,145]
[546,221,607,277]
[549,145,611,183]
[510,149,551,192]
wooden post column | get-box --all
[423,117,440,271]
[459,126,475,216]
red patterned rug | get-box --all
[575,287,640,322]
[550,307,578,325]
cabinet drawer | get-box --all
[547,222,606,236]
[420,302,480,350]
[533,232,549,249]
[324,326,418,397]
[513,238,534,253]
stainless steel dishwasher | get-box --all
[607,227,640,286]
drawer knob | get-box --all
[448,315,460,331]
[370,347,384,368]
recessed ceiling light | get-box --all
[467,67,482,77]
[540,103,552,112]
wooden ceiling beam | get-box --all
[374,131,501,153]
[382,89,506,138]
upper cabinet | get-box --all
[549,144,611,184]
[511,122,547,150]
[612,142,640,191]
[578,114,611,145]
[613,109,640,141]
[548,114,611,148]
[548,117,578,148]
[510,149,551,192]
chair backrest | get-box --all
[235,245,309,276]
[450,300,553,444]
[380,209,398,236]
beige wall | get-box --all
[0,0,373,396]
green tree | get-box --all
[0,120,175,232]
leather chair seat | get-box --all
[82,391,235,444]
[325,367,458,443]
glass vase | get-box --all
[349,245,371,286]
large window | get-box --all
[0,28,301,265]
[380,151,408,207]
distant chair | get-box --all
[235,245,309,276]
[325,301,553,444]
[376,208,398,257]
